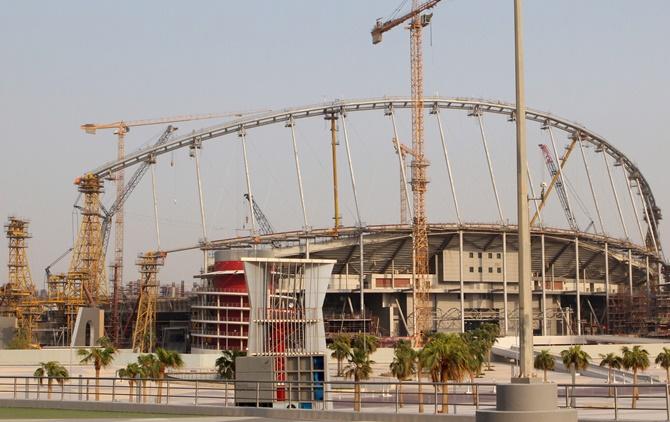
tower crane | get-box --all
[80,110,265,344]
[539,144,579,231]
[372,0,443,344]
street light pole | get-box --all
[513,0,534,381]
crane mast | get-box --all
[372,0,442,344]
[539,144,579,231]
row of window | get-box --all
[469,266,503,273]
[468,252,503,259]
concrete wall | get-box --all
[71,307,104,347]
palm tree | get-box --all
[351,333,379,355]
[416,346,429,414]
[655,347,670,384]
[560,345,590,407]
[34,361,68,399]
[422,333,469,413]
[155,348,184,403]
[77,336,116,401]
[137,353,159,404]
[215,350,246,380]
[342,347,374,412]
[534,350,555,383]
[479,323,500,370]
[328,334,351,376]
[389,339,415,407]
[622,345,650,409]
[117,363,141,402]
[599,352,622,396]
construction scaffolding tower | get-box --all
[1,217,41,341]
[607,289,650,335]
[132,251,166,353]
[48,174,108,336]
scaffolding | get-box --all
[1,217,41,341]
[607,289,650,335]
[132,251,166,352]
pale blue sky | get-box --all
[1,1,668,287]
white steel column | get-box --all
[434,107,461,224]
[475,111,505,224]
[541,234,547,335]
[459,230,465,332]
[239,129,257,237]
[578,137,605,234]
[502,232,508,335]
[628,249,633,297]
[623,168,645,244]
[149,161,161,250]
[390,109,413,221]
[605,242,610,332]
[341,113,362,227]
[286,116,309,231]
[603,152,629,239]
[575,238,581,336]
[192,140,208,271]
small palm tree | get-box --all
[479,323,500,370]
[215,350,246,380]
[389,339,416,408]
[351,333,379,355]
[561,345,590,407]
[422,333,469,413]
[34,361,68,399]
[655,347,670,384]
[599,352,622,396]
[154,348,183,403]
[534,350,555,383]
[343,347,374,412]
[117,363,141,402]
[137,353,159,403]
[622,345,650,409]
[462,334,485,406]
[328,334,352,376]
[77,336,116,401]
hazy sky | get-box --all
[1,1,668,288]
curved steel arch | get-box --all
[87,96,661,236]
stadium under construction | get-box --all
[1,97,668,352]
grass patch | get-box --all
[0,407,198,419]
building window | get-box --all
[478,252,482,258]
[488,252,493,259]
[497,267,502,273]
[478,267,482,273]
[497,253,502,259]
[469,267,474,273]
[488,267,493,273]
[469,252,474,258]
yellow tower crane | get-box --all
[372,0,443,344]
[80,110,266,344]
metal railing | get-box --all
[0,376,669,420]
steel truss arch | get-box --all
[86,97,662,253]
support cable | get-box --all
[527,164,542,226]
[149,161,161,250]
[622,166,645,246]
[636,179,659,254]
[548,127,578,230]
